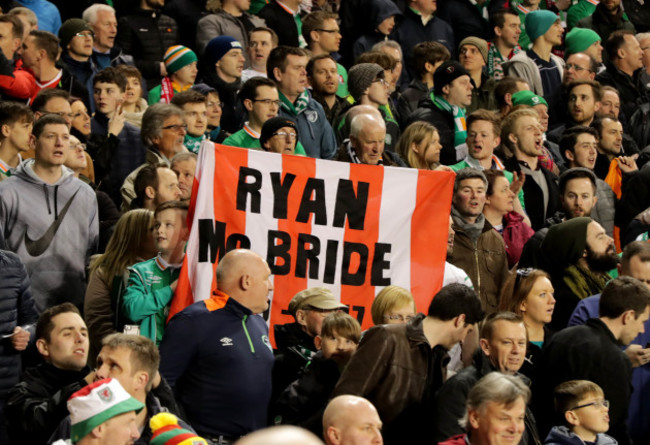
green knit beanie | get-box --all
[525,10,559,42]
[565,28,601,55]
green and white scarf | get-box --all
[279,89,310,116]
[430,92,468,162]
[487,42,521,80]
[184,133,205,154]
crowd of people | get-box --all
[1,0,650,444]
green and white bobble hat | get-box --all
[68,378,144,443]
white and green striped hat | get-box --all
[68,378,144,442]
[164,45,198,75]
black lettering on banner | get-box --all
[296,233,320,279]
[236,167,262,213]
[333,179,369,230]
[296,178,327,225]
[341,242,368,286]
[323,239,339,284]
[198,219,226,263]
[351,305,365,324]
[371,243,391,286]
[226,233,251,251]
[270,172,296,219]
[267,230,291,274]
[198,219,251,263]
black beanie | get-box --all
[541,217,592,266]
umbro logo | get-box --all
[220,337,233,346]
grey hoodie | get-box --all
[0,159,98,311]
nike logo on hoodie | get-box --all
[24,189,80,257]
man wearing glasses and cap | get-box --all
[260,116,301,155]
[272,287,347,404]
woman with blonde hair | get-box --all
[371,285,416,325]
[84,209,157,362]
[396,121,453,171]
[499,268,556,378]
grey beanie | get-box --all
[348,63,385,102]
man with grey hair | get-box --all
[170,152,197,201]
[449,168,508,314]
[637,33,650,86]
[372,40,404,93]
[439,373,530,445]
[335,114,404,166]
[82,4,133,70]
[323,395,382,445]
[120,103,186,210]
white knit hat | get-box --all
[68,378,144,442]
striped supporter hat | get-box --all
[164,45,198,75]
[149,412,209,445]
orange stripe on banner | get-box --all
[269,154,317,346]
[410,170,455,311]
[340,163,384,331]
[167,254,193,322]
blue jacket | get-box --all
[0,250,38,400]
[279,90,337,160]
[569,295,650,444]
[393,8,454,82]
[545,426,617,445]
[90,113,146,207]
[17,0,61,34]
[159,290,274,437]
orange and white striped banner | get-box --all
[169,142,454,341]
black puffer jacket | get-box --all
[0,250,38,400]
[5,363,89,444]
[117,9,179,87]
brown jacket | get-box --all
[332,314,449,444]
[449,220,509,314]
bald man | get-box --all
[235,426,324,445]
[323,396,383,445]
[159,249,275,442]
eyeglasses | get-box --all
[254,99,282,106]
[569,400,610,411]
[207,101,222,108]
[373,78,388,86]
[384,314,415,322]
[75,31,94,39]
[565,64,590,72]
[162,124,188,132]
[272,131,297,139]
[72,143,87,151]
[316,28,340,34]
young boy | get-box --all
[546,380,617,445]
[121,200,189,345]
[170,90,208,154]
[90,67,145,206]
[149,45,198,105]
[0,102,33,181]
[272,311,361,436]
